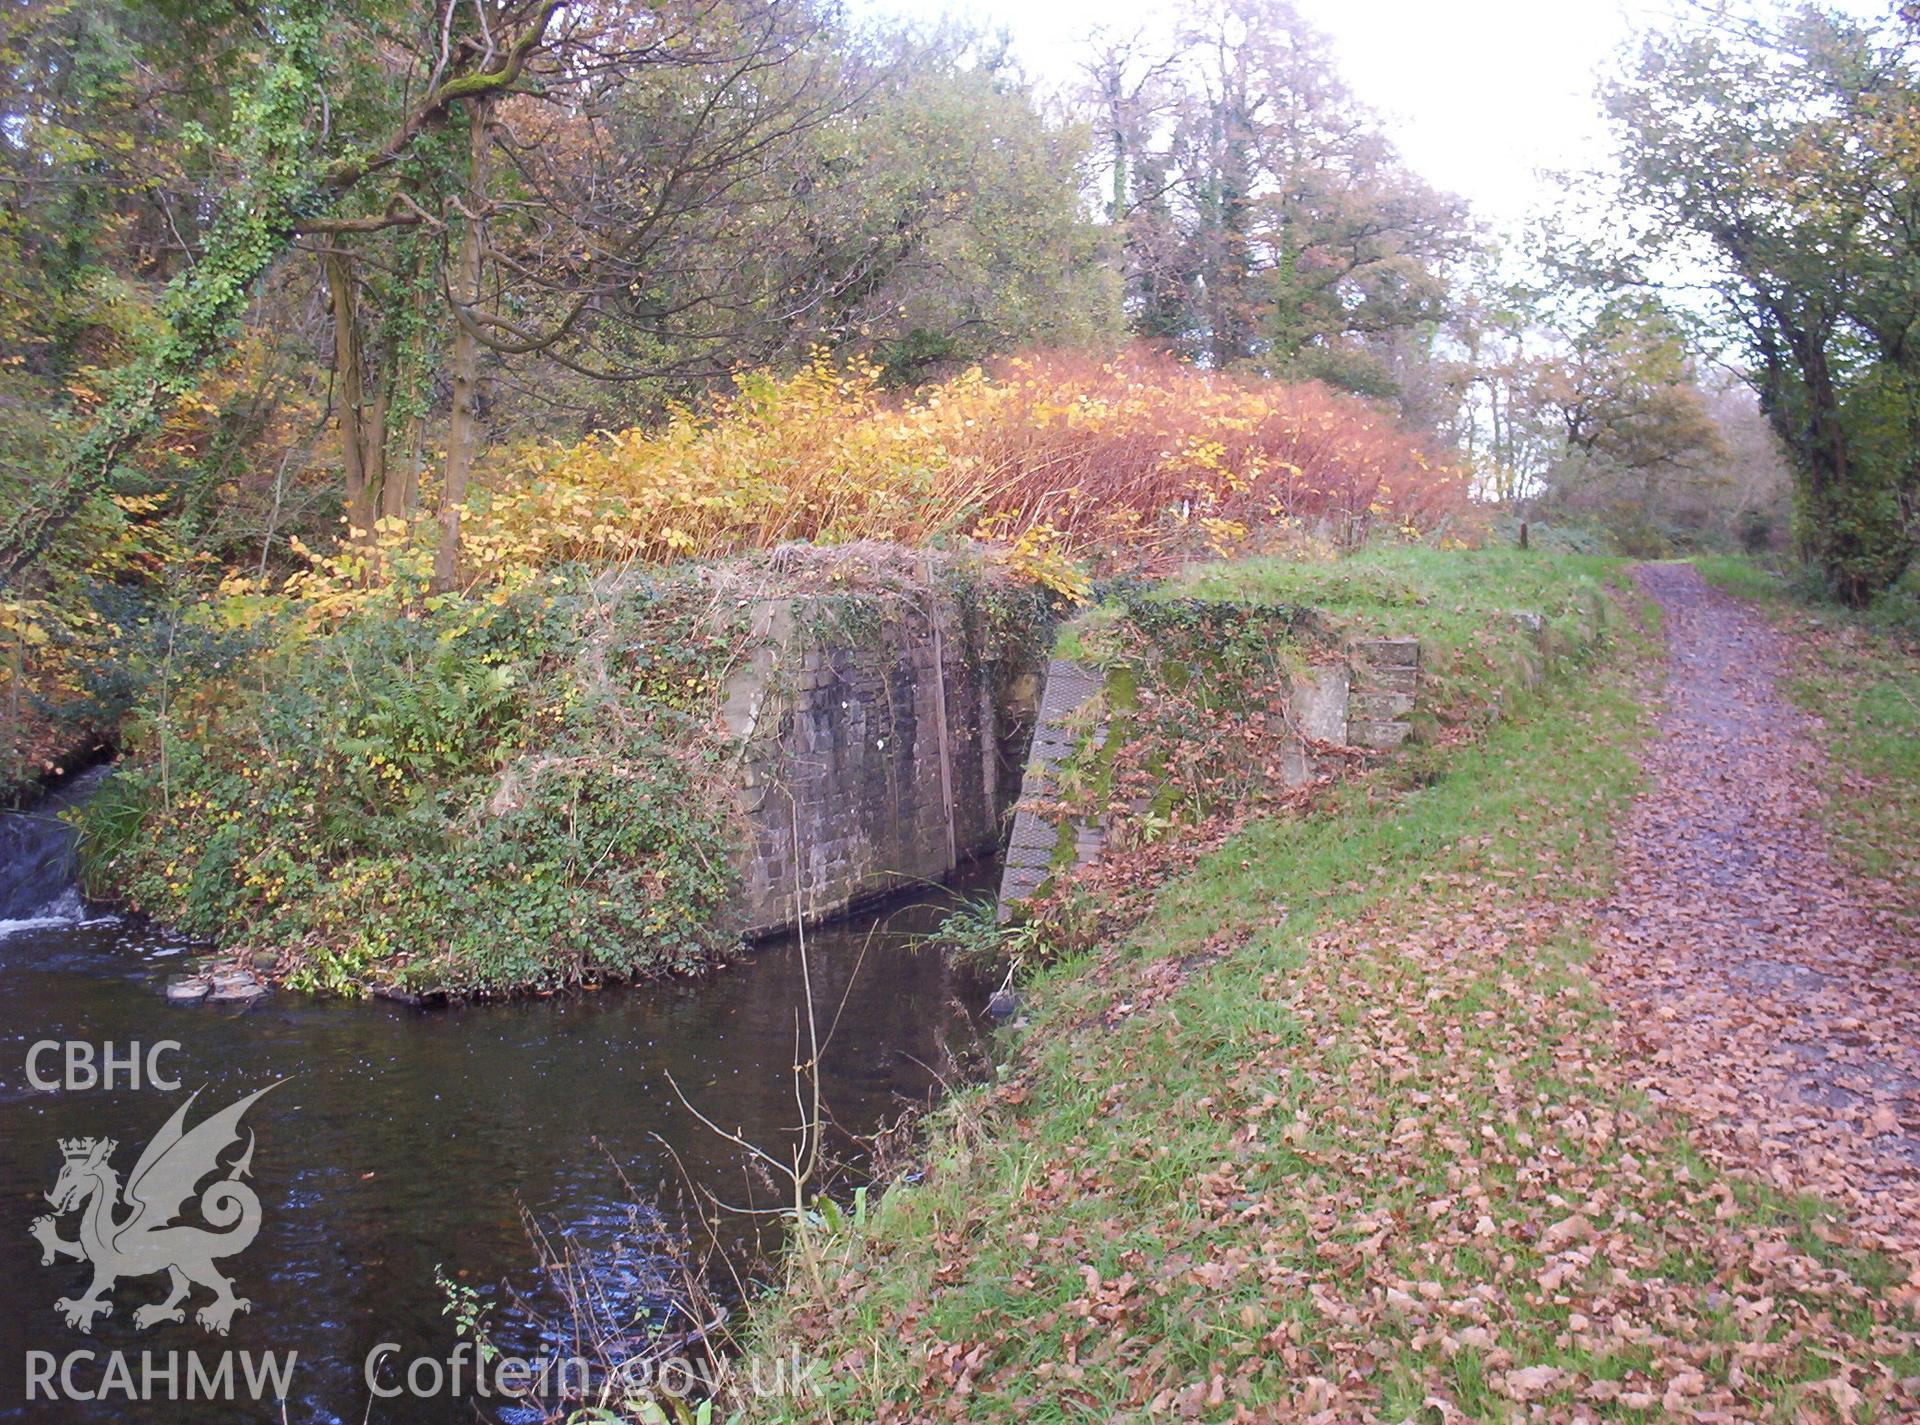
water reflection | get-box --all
[0,875,990,1423]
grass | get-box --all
[1167,543,1614,725]
[731,548,1918,1422]
[1694,554,1920,921]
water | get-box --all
[0,778,992,1423]
[0,767,106,929]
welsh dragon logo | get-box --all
[29,1083,278,1335]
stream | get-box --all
[0,771,992,1423]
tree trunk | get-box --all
[1768,317,1875,601]
[323,251,386,537]
[383,412,425,522]
[0,1,561,593]
[1205,106,1254,369]
[434,96,494,593]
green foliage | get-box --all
[79,568,746,995]
[4,1,327,563]
[1596,5,1920,601]
[1871,555,1920,638]
[434,1265,497,1365]
[0,1,290,791]
[804,38,1122,377]
[923,894,1055,976]
[0,0,569,587]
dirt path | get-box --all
[1598,562,1920,1269]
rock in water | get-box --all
[207,970,267,1004]
[165,975,210,1004]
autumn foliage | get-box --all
[443,349,1465,595]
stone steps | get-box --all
[1347,636,1419,748]
[997,659,1104,915]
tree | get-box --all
[1083,29,1194,346]
[477,20,1116,407]
[782,32,1121,385]
[1525,305,1733,551]
[1079,0,1473,400]
[0,0,565,589]
[1436,271,1746,551]
[1,0,1127,599]
[308,6,1115,581]
[1534,306,1725,483]
[1595,3,1920,599]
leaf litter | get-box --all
[742,568,1920,1423]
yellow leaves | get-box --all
[1199,516,1249,557]
[267,351,1461,607]
[1173,436,1229,474]
[994,521,1091,603]
[0,599,52,647]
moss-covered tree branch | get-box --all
[0,0,561,591]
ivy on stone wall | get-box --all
[1054,596,1340,840]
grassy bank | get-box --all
[1166,543,1614,728]
[1695,554,1920,923]
[1003,545,1618,958]
[737,552,1918,1421]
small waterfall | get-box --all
[0,764,110,929]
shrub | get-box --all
[430,348,1466,592]
[79,569,746,995]
[1869,555,1920,638]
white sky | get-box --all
[852,0,1858,236]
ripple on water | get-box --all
[0,859,995,1425]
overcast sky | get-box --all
[853,0,1806,234]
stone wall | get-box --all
[1347,637,1419,747]
[720,573,1045,938]
[996,627,1420,914]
